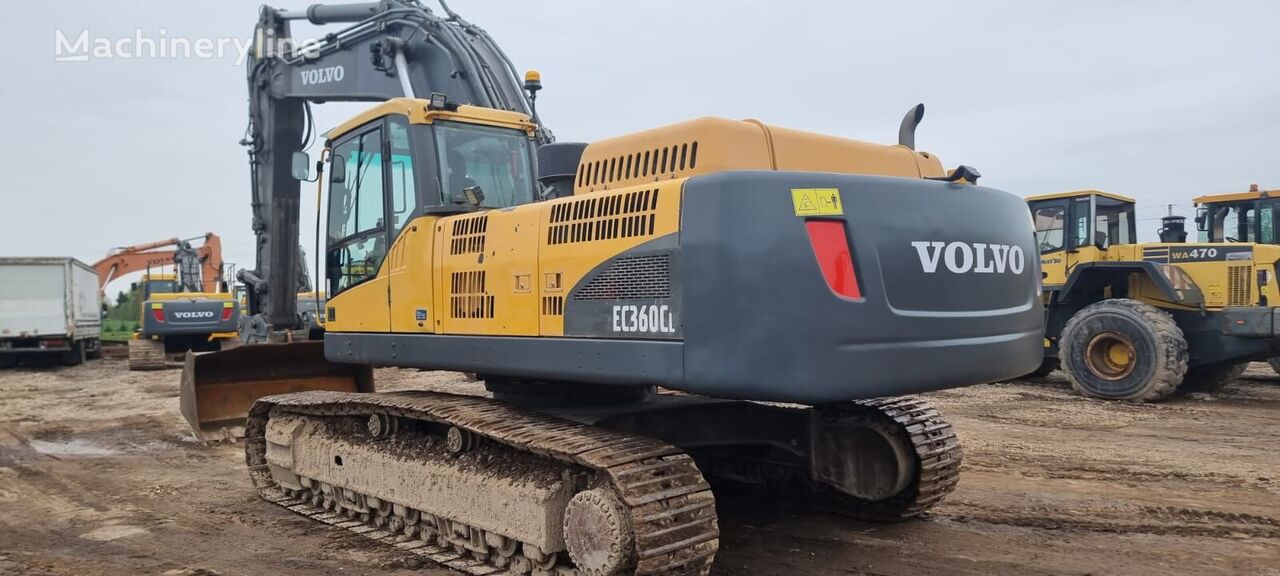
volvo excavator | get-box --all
[93,234,240,369]
[180,2,1045,574]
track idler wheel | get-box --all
[562,488,635,576]
[367,413,399,438]
[446,426,479,454]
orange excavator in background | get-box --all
[93,233,225,294]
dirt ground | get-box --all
[0,357,1277,576]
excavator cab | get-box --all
[181,101,536,440]
[140,274,178,299]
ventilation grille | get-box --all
[547,189,660,246]
[577,142,699,188]
[574,254,671,301]
[450,271,494,318]
[541,296,564,316]
[449,215,488,255]
[1227,264,1252,306]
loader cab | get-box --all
[312,98,539,304]
[1194,187,1280,244]
[1026,190,1136,287]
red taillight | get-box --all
[221,307,234,321]
[152,308,165,322]
[804,220,861,300]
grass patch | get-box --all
[100,320,138,343]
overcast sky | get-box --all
[1,1,1277,296]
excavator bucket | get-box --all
[179,341,373,441]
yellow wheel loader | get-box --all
[1029,190,1280,401]
[180,2,1044,574]
[1193,184,1280,377]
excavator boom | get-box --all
[183,0,542,436]
[93,233,224,293]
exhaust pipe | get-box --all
[898,103,925,150]
[1158,215,1188,243]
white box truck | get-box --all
[0,258,102,366]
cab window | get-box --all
[1070,197,1092,249]
[327,126,387,295]
[143,280,176,299]
[1093,197,1136,248]
[435,121,534,209]
[1261,205,1276,244]
[1032,204,1066,253]
[1210,203,1257,242]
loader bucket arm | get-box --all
[179,341,373,441]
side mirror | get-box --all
[291,151,312,181]
[1194,207,1208,232]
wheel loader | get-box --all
[1028,189,1280,401]
[1193,183,1280,377]
[178,2,1044,574]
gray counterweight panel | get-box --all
[142,298,239,337]
[676,171,1044,403]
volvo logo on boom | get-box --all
[299,65,345,86]
[911,241,1025,275]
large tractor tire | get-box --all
[60,340,86,366]
[1059,299,1188,402]
[1180,362,1246,393]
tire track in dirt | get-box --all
[940,504,1280,539]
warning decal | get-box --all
[791,188,843,216]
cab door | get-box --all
[1063,194,1103,273]
[1031,199,1071,288]
[383,116,440,333]
[323,122,393,333]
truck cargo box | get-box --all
[0,257,101,364]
